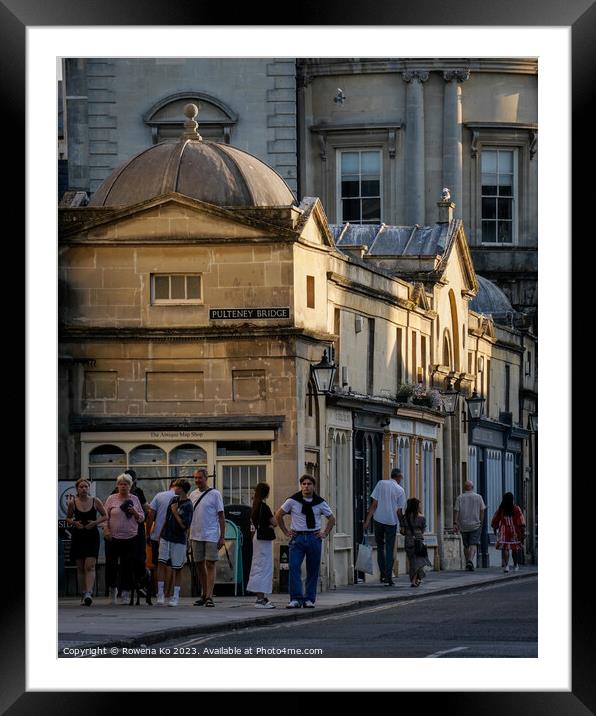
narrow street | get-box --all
[102,577,537,659]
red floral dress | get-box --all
[491,505,525,551]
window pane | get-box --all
[482,175,498,195]
[186,275,201,299]
[361,179,380,197]
[498,173,513,195]
[362,198,381,221]
[341,152,359,174]
[342,198,360,222]
[482,221,496,242]
[154,275,169,300]
[361,151,380,174]
[341,178,360,198]
[498,151,513,173]
[482,197,496,220]
[170,275,185,299]
[498,198,512,220]
[498,221,512,243]
[481,151,497,173]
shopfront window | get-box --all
[397,436,410,499]
[422,441,434,533]
[222,464,266,506]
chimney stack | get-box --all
[438,188,455,223]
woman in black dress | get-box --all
[402,497,432,587]
[66,478,107,605]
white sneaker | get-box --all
[255,598,275,609]
[503,566,510,573]
[303,600,315,608]
[109,588,118,605]
[156,593,165,605]
[513,565,520,571]
[119,591,130,604]
[286,600,302,609]
[83,592,93,607]
[168,595,179,607]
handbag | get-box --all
[256,503,276,541]
[408,515,428,558]
[414,538,428,558]
[355,536,374,574]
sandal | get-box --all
[204,597,215,607]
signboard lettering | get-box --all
[209,308,290,320]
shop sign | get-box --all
[209,307,290,320]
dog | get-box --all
[129,566,153,606]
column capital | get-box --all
[402,70,429,83]
[442,69,471,82]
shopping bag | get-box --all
[355,538,374,574]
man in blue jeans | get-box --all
[275,475,336,608]
[363,468,406,586]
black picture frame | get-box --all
[11,0,592,709]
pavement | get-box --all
[58,565,537,654]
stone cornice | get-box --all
[59,325,336,343]
[70,415,285,433]
[327,271,419,313]
[297,58,537,78]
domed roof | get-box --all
[89,104,295,209]
[470,276,515,320]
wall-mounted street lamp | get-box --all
[463,390,486,425]
[310,349,336,394]
[439,383,459,416]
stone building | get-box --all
[61,57,537,326]
[297,58,538,326]
[59,107,536,593]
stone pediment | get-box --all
[59,193,297,244]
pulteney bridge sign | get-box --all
[209,307,290,320]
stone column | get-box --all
[402,71,429,225]
[443,414,454,528]
[442,70,470,219]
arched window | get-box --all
[143,92,238,144]
[169,444,208,478]
[89,445,126,502]
[397,436,410,499]
[422,441,435,533]
[443,332,452,369]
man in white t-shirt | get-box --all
[363,468,407,586]
[454,481,486,571]
[189,468,225,607]
[275,475,336,609]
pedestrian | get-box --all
[247,482,277,608]
[103,473,145,604]
[490,492,526,573]
[275,475,336,609]
[124,469,150,587]
[189,468,225,608]
[65,478,107,606]
[402,497,432,587]
[145,478,177,596]
[156,478,193,606]
[363,468,406,586]
[454,480,486,571]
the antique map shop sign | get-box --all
[209,307,290,320]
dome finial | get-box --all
[183,103,202,140]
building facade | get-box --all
[61,57,537,326]
[59,111,537,593]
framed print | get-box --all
[10,0,593,709]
